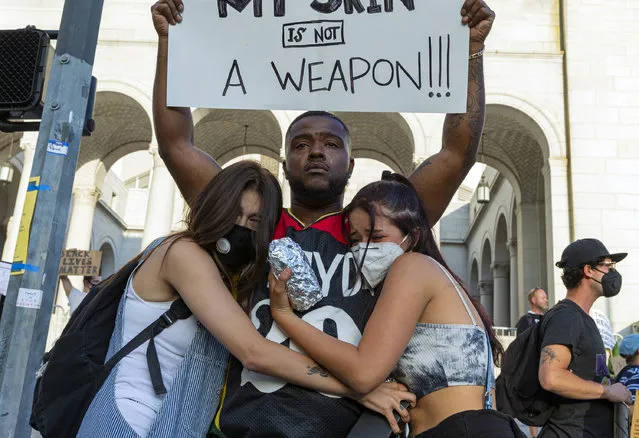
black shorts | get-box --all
[414,409,526,438]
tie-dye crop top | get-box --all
[392,258,495,400]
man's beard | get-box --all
[288,174,350,207]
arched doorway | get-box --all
[509,203,519,325]
[493,215,510,326]
[99,242,115,278]
[470,259,479,300]
[344,158,393,205]
[479,104,553,309]
[480,239,493,318]
[335,112,415,175]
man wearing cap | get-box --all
[617,334,639,404]
[537,238,633,438]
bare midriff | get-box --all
[408,385,489,436]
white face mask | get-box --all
[351,235,408,289]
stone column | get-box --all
[142,149,176,248]
[65,186,101,290]
[1,136,37,261]
[478,280,494,320]
[492,263,510,327]
[518,202,544,315]
[507,239,519,326]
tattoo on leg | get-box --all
[540,347,558,365]
[307,365,329,378]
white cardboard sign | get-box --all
[0,261,10,296]
[168,0,469,113]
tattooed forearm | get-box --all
[442,56,486,171]
[307,365,329,378]
[540,347,558,365]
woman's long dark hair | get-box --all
[176,161,282,309]
[103,161,282,311]
[344,171,503,365]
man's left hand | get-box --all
[461,0,495,51]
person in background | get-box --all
[616,334,639,404]
[515,287,548,337]
[538,238,632,438]
[514,290,549,438]
[59,274,102,314]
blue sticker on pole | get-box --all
[11,263,40,273]
[47,139,69,156]
[27,183,51,192]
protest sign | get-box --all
[168,0,469,113]
[0,261,10,296]
[58,249,102,276]
[591,308,616,351]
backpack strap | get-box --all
[103,298,192,395]
[484,332,494,410]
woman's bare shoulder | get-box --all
[389,252,449,281]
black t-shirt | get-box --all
[219,210,379,438]
[539,299,614,438]
[515,312,543,337]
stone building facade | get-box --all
[1,0,637,338]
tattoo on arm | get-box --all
[442,57,485,171]
[413,159,433,173]
[307,365,329,378]
[540,347,558,366]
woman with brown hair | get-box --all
[77,161,413,438]
[269,172,524,438]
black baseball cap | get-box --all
[556,238,627,269]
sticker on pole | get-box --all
[16,288,43,309]
[47,140,69,156]
[168,0,469,113]
[12,176,41,275]
[0,261,10,296]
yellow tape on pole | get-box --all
[11,176,41,276]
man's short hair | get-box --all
[528,287,543,304]
[560,257,606,289]
[285,111,352,153]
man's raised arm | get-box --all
[152,0,221,205]
[409,0,495,227]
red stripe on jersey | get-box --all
[273,210,349,245]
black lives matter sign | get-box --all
[59,249,102,276]
[168,0,468,113]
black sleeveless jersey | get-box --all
[219,210,379,437]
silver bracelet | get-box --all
[469,48,485,60]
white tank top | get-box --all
[114,280,197,437]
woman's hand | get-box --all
[356,382,417,434]
[268,268,295,318]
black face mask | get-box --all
[215,225,255,272]
[593,268,622,297]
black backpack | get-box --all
[30,244,192,438]
[495,309,556,426]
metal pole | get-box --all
[0,0,104,436]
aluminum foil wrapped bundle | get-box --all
[268,237,322,311]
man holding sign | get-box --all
[151,0,494,436]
